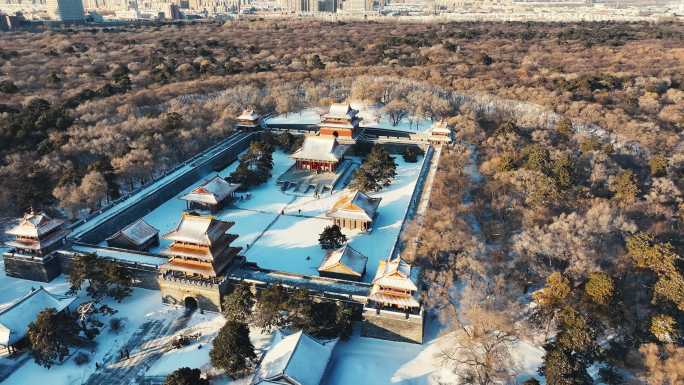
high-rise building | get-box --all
[47,0,85,20]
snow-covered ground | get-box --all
[0,259,174,385]
[146,320,273,383]
[244,156,425,282]
[265,108,324,125]
[141,151,295,255]
[265,105,434,133]
[324,326,543,385]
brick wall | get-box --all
[3,252,61,282]
[158,277,228,312]
[362,308,424,344]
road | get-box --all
[83,309,194,385]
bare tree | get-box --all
[440,306,519,385]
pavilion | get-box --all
[251,330,337,385]
[3,211,70,282]
[367,258,420,312]
[236,109,261,130]
[327,190,381,231]
[106,219,159,251]
[180,176,241,212]
[318,103,360,139]
[158,213,242,311]
[290,136,348,173]
[317,244,368,281]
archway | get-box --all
[184,296,198,312]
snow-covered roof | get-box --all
[6,212,64,239]
[163,214,234,246]
[368,288,421,308]
[327,191,381,222]
[180,176,241,205]
[429,120,451,135]
[318,244,367,277]
[0,287,76,347]
[237,109,260,121]
[372,258,418,292]
[106,219,158,246]
[291,136,347,163]
[71,244,168,267]
[252,331,337,385]
[323,103,358,120]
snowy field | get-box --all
[0,258,170,385]
[265,104,434,133]
[323,328,544,385]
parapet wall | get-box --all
[158,276,227,312]
[59,251,161,290]
[2,252,61,283]
[362,308,424,344]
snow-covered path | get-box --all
[84,310,193,385]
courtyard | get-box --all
[139,147,427,283]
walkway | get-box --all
[83,310,194,385]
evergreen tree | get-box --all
[551,153,576,191]
[318,224,346,250]
[648,154,668,177]
[68,253,132,301]
[534,272,571,308]
[610,170,638,207]
[350,146,397,192]
[402,146,424,163]
[540,343,592,385]
[254,284,287,332]
[229,141,274,189]
[209,321,256,378]
[584,272,614,305]
[287,288,313,330]
[27,308,80,368]
[102,259,133,301]
[627,232,684,310]
[222,284,255,323]
[164,367,209,385]
[540,306,597,385]
[649,314,677,342]
[523,144,551,174]
[307,301,353,340]
[555,117,573,139]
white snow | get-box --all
[1,281,168,385]
[266,108,324,125]
[266,106,433,133]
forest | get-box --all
[1,19,683,384]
